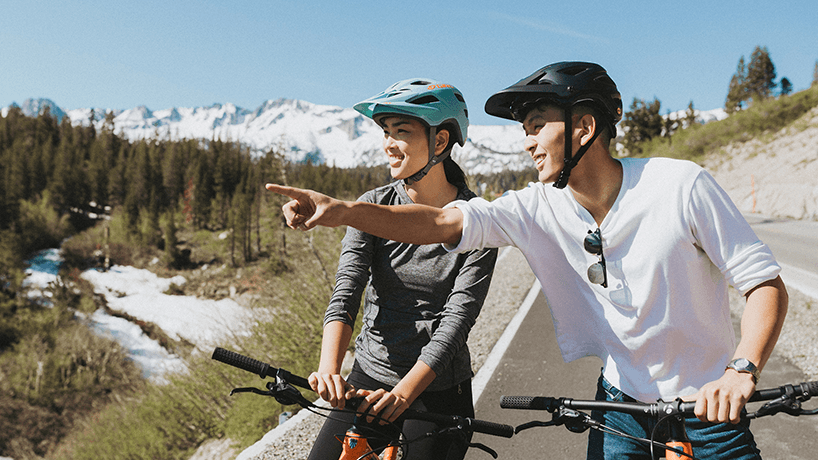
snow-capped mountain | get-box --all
[4,98,530,175]
[3,98,728,175]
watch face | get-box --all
[735,358,750,368]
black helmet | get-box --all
[484,62,622,189]
[485,61,622,136]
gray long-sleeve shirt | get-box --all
[324,181,497,391]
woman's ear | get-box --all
[434,129,450,155]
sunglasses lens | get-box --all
[587,262,605,285]
[584,233,602,254]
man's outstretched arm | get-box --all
[265,184,464,246]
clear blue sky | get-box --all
[2,0,816,126]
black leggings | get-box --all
[307,362,474,460]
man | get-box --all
[267,62,787,458]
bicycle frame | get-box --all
[336,425,397,460]
[501,380,818,460]
[211,347,514,459]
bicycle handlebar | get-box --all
[750,380,818,402]
[401,408,515,438]
[500,380,818,416]
[212,346,311,389]
[211,347,515,438]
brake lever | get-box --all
[515,419,558,433]
[230,386,273,397]
[559,408,594,433]
[229,375,313,408]
[515,407,596,434]
[748,395,803,419]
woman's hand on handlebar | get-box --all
[355,388,413,425]
[308,371,357,410]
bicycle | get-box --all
[499,379,818,459]
[211,347,515,459]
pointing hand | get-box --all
[265,184,345,230]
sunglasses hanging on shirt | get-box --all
[584,228,608,288]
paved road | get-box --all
[745,214,818,299]
[466,216,818,460]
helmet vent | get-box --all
[595,75,616,87]
[454,93,466,103]
[408,95,440,105]
[559,65,588,76]
[410,80,432,86]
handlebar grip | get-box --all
[212,347,272,378]
[500,396,558,411]
[799,381,818,397]
[211,347,311,389]
[467,418,516,438]
[750,380,818,403]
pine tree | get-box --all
[48,117,84,211]
[123,141,153,230]
[780,77,793,96]
[745,46,776,102]
[725,56,747,113]
[662,110,676,145]
[161,210,181,268]
[108,144,129,207]
[161,141,186,210]
[190,150,214,229]
[87,139,109,206]
[622,97,663,155]
[812,61,818,87]
[684,101,698,128]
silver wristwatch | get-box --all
[726,358,760,383]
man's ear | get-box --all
[434,129,450,155]
[577,113,597,147]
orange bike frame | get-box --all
[337,428,398,460]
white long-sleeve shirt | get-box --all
[445,157,780,402]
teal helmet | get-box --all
[354,78,469,184]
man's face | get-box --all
[522,106,566,184]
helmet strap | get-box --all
[403,126,451,185]
[553,109,603,189]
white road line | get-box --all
[472,278,542,405]
[779,262,818,300]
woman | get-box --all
[307,79,498,459]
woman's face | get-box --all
[378,115,429,180]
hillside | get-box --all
[702,105,818,220]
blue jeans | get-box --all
[587,374,762,459]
